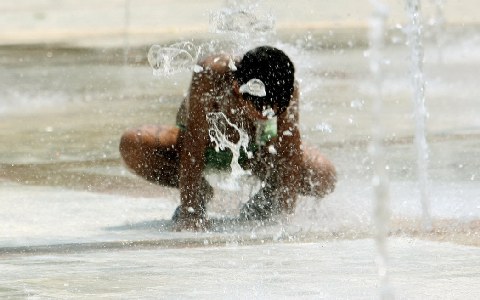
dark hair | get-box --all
[234,46,295,115]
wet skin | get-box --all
[120,54,336,230]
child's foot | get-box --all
[239,191,279,221]
[171,206,210,231]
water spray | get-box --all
[368,0,394,299]
[210,0,275,53]
[207,112,253,190]
[406,0,432,231]
[147,42,202,76]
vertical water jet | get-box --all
[406,0,432,230]
[369,0,394,299]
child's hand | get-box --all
[239,188,279,221]
[171,206,211,231]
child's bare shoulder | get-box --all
[197,54,237,74]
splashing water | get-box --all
[207,112,252,190]
[210,0,274,34]
[147,41,202,76]
[210,0,275,52]
[147,1,276,76]
[369,0,394,299]
[406,0,432,230]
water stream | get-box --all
[368,1,394,298]
[406,0,432,230]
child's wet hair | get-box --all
[234,46,295,115]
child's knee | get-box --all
[320,161,337,196]
[119,128,147,173]
[300,150,336,198]
[119,129,140,159]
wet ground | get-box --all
[2,239,480,299]
[1,23,480,299]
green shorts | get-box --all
[178,117,277,171]
[204,144,257,170]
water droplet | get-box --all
[228,58,237,71]
[350,99,364,110]
[268,145,277,155]
[193,65,204,73]
[314,122,332,133]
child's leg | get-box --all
[119,125,214,201]
[239,145,336,220]
[246,144,336,199]
[119,125,181,187]
[298,146,336,198]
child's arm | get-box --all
[271,83,303,213]
[176,72,210,229]
[176,55,233,229]
[239,84,303,220]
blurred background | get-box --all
[2,0,479,47]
